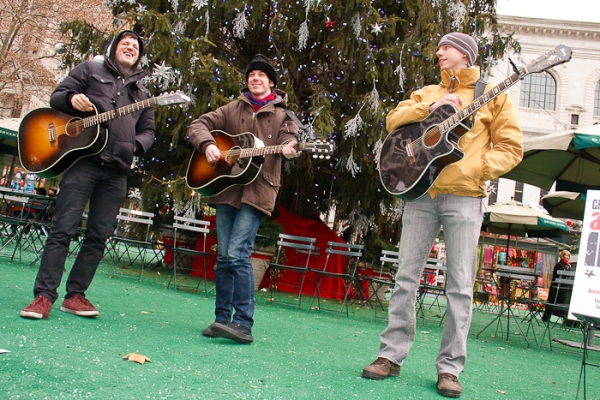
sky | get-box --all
[496,0,600,23]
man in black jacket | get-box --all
[20,30,155,320]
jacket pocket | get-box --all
[86,74,114,99]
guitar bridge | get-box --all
[48,122,56,148]
[405,139,415,165]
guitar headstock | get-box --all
[522,45,572,76]
[300,140,335,159]
[156,91,191,106]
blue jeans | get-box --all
[214,204,263,330]
[378,194,484,377]
[34,158,127,303]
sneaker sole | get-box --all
[438,389,461,398]
[201,328,216,338]
[60,307,99,317]
[20,310,46,319]
[362,369,400,380]
[210,325,253,344]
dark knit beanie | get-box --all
[437,32,479,67]
[245,54,277,86]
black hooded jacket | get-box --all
[49,30,155,172]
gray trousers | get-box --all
[378,194,484,377]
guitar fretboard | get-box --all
[237,143,310,158]
[83,98,158,128]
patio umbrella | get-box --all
[502,124,600,193]
[541,191,585,220]
[482,200,570,242]
[478,200,569,344]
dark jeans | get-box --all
[214,204,263,330]
[34,158,127,303]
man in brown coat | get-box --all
[188,54,299,344]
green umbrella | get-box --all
[502,124,600,193]
[542,191,585,220]
[0,118,19,140]
[482,200,570,240]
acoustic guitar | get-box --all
[18,91,190,177]
[186,130,334,197]
[378,45,572,200]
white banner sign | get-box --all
[569,190,600,320]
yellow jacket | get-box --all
[386,67,523,199]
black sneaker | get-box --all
[202,321,227,337]
[211,321,254,344]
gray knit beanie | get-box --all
[437,32,479,67]
[246,54,278,86]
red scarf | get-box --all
[246,92,275,111]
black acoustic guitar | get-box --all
[186,130,334,197]
[378,45,572,200]
[18,91,190,177]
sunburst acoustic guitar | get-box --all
[18,91,190,177]
[186,130,334,197]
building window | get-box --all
[514,182,524,203]
[571,114,579,126]
[519,73,557,110]
[595,81,600,116]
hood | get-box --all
[107,30,145,71]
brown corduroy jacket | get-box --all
[188,88,298,216]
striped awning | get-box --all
[0,118,19,139]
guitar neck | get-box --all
[82,98,158,128]
[238,143,309,158]
[440,70,523,134]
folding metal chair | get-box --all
[538,271,576,352]
[0,192,31,262]
[265,233,318,310]
[166,215,213,295]
[308,241,364,317]
[12,194,55,267]
[416,258,447,325]
[107,208,163,279]
[370,248,400,321]
[69,209,88,256]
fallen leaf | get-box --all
[123,353,152,365]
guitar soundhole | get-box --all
[65,117,84,136]
[224,146,241,165]
[423,127,441,147]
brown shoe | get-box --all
[437,373,462,398]
[20,296,52,319]
[60,295,99,317]
[362,357,400,380]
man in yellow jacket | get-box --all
[362,32,523,398]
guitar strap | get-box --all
[463,78,487,129]
[285,109,305,130]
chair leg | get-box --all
[308,275,322,313]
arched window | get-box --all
[594,81,600,117]
[519,73,557,111]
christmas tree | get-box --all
[57,0,517,258]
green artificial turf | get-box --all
[1,251,598,399]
